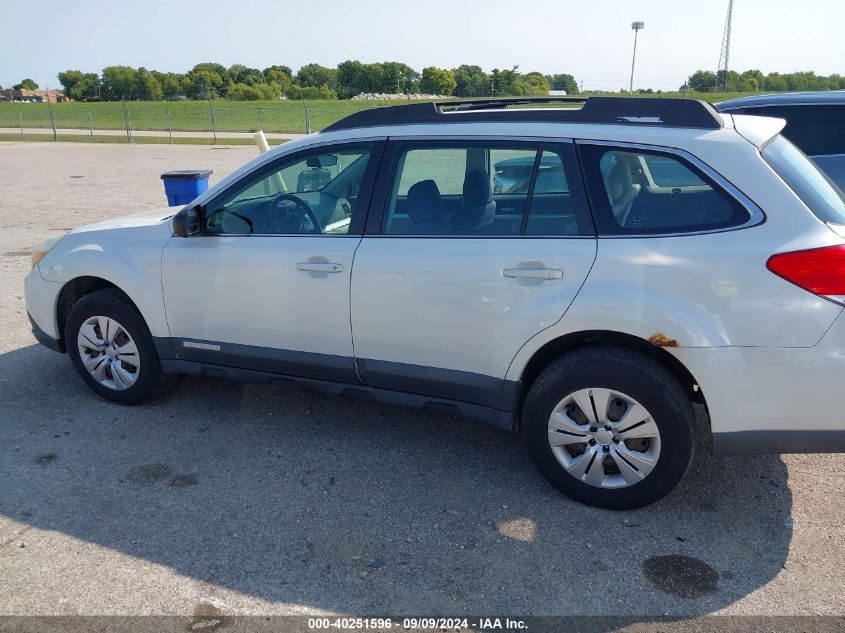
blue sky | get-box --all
[1,0,843,91]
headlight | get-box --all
[31,236,63,270]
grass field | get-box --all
[0,99,405,134]
[0,91,757,136]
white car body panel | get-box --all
[161,234,359,371]
[28,209,175,340]
[729,114,786,148]
[350,237,596,400]
[675,308,845,440]
[24,269,62,339]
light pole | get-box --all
[629,21,644,93]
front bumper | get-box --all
[24,266,63,351]
[28,312,63,353]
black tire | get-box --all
[522,346,694,510]
[65,288,168,405]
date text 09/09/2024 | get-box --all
[307,617,528,630]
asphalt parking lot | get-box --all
[0,142,843,620]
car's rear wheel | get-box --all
[523,346,695,510]
[65,288,166,404]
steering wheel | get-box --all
[270,193,322,234]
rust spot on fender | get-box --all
[648,332,679,348]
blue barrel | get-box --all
[160,170,213,207]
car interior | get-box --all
[598,150,741,231]
[384,146,581,236]
[204,148,373,235]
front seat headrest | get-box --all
[463,169,493,206]
[407,180,446,224]
[453,170,497,234]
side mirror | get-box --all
[173,205,203,237]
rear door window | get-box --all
[380,141,592,236]
[524,149,577,235]
[579,144,751,235]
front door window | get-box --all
[204,143,377,235]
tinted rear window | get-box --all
[763,136,845,225]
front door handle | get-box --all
[503,267,564,280]
[297,261,343,273]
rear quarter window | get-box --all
[579,144,751,235]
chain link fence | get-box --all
[0,102,398,142]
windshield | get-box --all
[763,136,845,225]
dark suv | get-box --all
[717,91,845,190]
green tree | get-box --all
[362,63,385,93]
[337,61,409,97]
[763,72,788,91]
[286,84,333,100]
[452,65,490,97]
[490,67,523,96]
[73,73,101,100]
[227,64,264,86]
[58,70,102,100]
[739,69,764,90]
[152,71,183,99]
[13,78,39,90]
[715,69,740,91]
[546,73,579,94]
[380,62,420,94]
[101,66,138,99]
[296,63,336,89]
[227,83,267,100]
[336,60,367,98]
[183,63,227,99]
[419,66,456,95]
[687,70,717,92]
[135,67,163,101]
[57,70,83,94]
[264,65,293,93]
[523,72,550,96]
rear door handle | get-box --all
[503,267,564,280]
[297,261,343,273]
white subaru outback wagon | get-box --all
[24,97,845,509]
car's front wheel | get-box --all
[65,288,165,405]
[523,346,695,510]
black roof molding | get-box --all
[322,97,724,132]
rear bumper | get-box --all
[28,312,63,353]
[674,308,845,456]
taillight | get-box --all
[767,244,845,300]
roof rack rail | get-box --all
[322,97,724,132]
[438,96,588,111]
